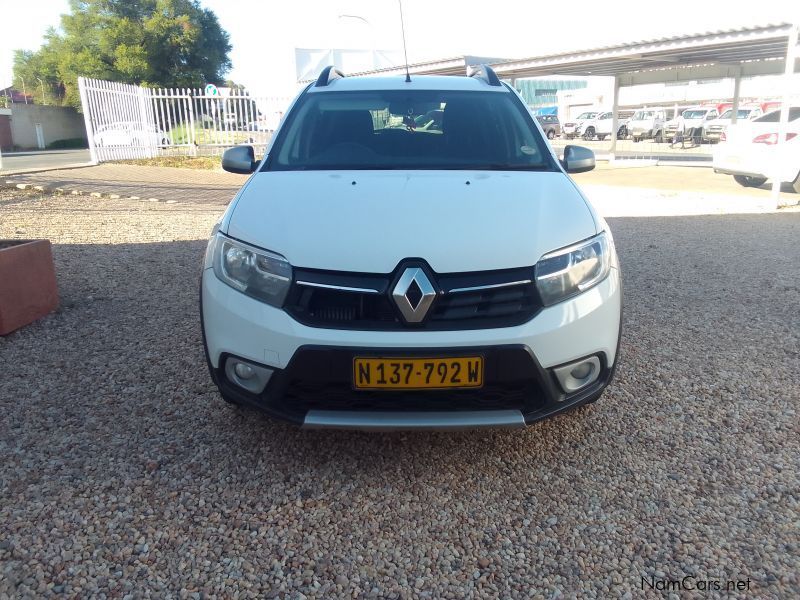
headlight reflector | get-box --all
[535,232,611,306]
[211,234,291,306]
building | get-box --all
[0,103,87,151]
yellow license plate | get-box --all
[353,356,484,390]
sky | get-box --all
[1,0,797,97]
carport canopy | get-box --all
[491,23,799,84]
[490,23,800,167]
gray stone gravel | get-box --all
[0,189,798,598]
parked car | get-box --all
[702,106,763,143]
[562,111,599,139]
[628,108,666,142]
[93,122,171,147]
[713,107,800,190]
[581,111,630,141]
[663,105,719,143]
[536,114,561,139]
[202,66,622,430]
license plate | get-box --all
[353,356,483,390]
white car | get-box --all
[93,122,171,147]
[628,108,666,142]
[581,111,629,141]
[702,106,763,143]
[664,106,719,143]
[562,111,599,139]
[201,65,622,430]
[713,107,800,191]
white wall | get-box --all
[8,104,87,149]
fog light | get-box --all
[234,362,255,380]
[553,356,602,395]
[570,363,592,380]
[225,357,274,394]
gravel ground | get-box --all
[1,189,798,598]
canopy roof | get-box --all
[491,23,798,86]
[350,24,798,87]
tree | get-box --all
[13,0,232,108]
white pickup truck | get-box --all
[580,111,630,141]
[628,108,667,143]
[664,106,719,143]
[562,111,599,139]
[703,106,763,143]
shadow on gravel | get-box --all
[2,212,798,595]
[2,212,797,470]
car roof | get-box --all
[305,74,510,93]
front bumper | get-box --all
[713,143,799,182]
[201,268,622,428]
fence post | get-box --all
[78,77,99,164]
[137,85,153,158]
[185,88,197,156]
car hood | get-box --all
[225,170,598,273]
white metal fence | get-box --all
[78,77,292,163]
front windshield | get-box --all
[682,110,707,119]
[632,111,654,120]
[267,90,555,171]
[719,109,752,119]
[577,112,597,120]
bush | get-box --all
[46,138,88,150]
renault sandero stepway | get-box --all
[201,65,622,430]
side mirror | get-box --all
[561,145,595,174]
[222,145,258,174]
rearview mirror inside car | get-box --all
[222,145,258,174]
[561,145,595,174]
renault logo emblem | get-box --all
[392,267,436,323]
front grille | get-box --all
[284,266,542,330]
[282,380,543,412]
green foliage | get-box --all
[46,137,89,149]
[13,0,232,108]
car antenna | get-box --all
[397,0,411,82]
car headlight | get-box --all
[210,234,292,307]
[535,232,612,306]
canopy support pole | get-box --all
[609,75,620,161]
[772,24,798,208]
[730,69,742,125]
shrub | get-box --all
[46,138,88,149]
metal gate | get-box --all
[78,77,291,163]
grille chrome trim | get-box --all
[448,279,532,294]
[296,280,380,294]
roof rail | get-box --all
[468,64,501,87]
[315,65,345,87]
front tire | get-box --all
[583,127,595,141]
[733,175,767,188]
[547,129,555,140]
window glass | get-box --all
[267,90,555,171]
[755,108,800,123]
